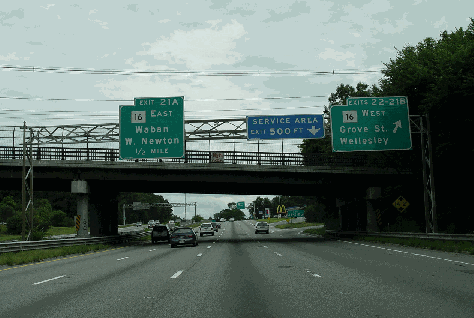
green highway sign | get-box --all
[237,202,245,209]
[330,96,412,152]
[287,210,304,217]
[119,96,184,159]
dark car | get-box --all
[170,227,198,248]
[151,225,170,244]
[211,222,219,232]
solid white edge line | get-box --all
[171,270,183,279]
[33,275,66,285]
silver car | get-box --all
[199,223,214,237]
[255,222,269,234]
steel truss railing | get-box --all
[0,146,415,169]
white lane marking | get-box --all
[342,240,474,266]
[207,246,212,248]
[149,249,156,252]
[263,246,268,248]
[117,257,129,261]
[305,269,321,278]
[274,252,282,256]
[171,270,183,279]
[33,275,66,285]
[197,253,203,257]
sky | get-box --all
[1,1,472,219]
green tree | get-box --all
[378,18,474,233]
[0,196,18,222]
[192,214,204,223]
[50,210,72,227]
[117,193,172,224]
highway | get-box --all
[1,220,473,318]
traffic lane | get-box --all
[249,238,474,317]
[29,240,224,318]
[133,239,280,318]
[0,240,207,317]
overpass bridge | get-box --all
[0,118,427,238]
[0,145,415,238]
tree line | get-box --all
[298,18,474,234]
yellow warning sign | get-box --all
[393,196,409,212]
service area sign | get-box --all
[330,97,412,152]
[119,96,184,159]
[247,114,324,140]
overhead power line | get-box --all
[1,64,383,76]
[0,95,326,102]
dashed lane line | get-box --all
[33,275,66,285]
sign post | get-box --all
[119,96,184,159]
[330,97,412,152]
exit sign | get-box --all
[119,96,184,159]
[330,96,412,152]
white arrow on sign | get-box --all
[307,126,320,135]
[393,120,402,133]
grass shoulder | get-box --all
[0,243,113,266]
[275,222,324,229]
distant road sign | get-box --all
[237,202,245,209]
[330,97,412,152]
[119,96,184,159]
[247,114,324,140]
[287,210,304,217]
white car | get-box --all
[255,222,269,234]
[199,223,214,237]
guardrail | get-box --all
[0,145,416,170]
[325,230,474,243]
[0,231,149,254]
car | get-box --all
[169,227,198,248]
[136,222,142,227]
[255,221,269,234]
[216,222,221,229]
[151,224,170,244]
[220,218,225,222]
[211,222,219,232]
[148,221,155,229]
[230,218,234,222]
[199,223,214,237]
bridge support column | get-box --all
[71,180,90,238]
[366,187,381,232]
[89,186,119,237]
[336,198,345,231]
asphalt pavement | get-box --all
[1,220,473,318]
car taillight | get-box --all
[187,235,193,238]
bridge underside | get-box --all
[0,159,414,236]
[0,159,410,194]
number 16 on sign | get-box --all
[343,110,357,123]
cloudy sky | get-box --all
[1,1,472,219]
